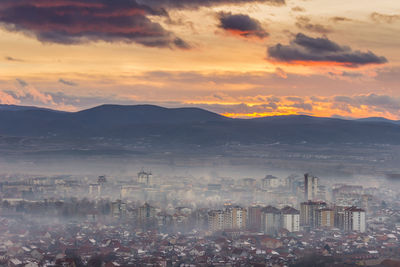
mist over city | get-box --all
[1,106,400,267]
[1,0,400,266]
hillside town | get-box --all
[0,171,399,266]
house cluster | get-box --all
[0,214,400,267]
[0,171,400,266]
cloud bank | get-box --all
[267,33,388,67]
[217,12,269,39]
[0,0,190,48]
[0,0,286,48]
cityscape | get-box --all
[1,169,399,266]
[1,0,400,266]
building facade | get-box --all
[247,205,263,231]
[281,206,300,232]
[304,173,318,201]
[138,170,153,186]
[208,206,247,232]
[300,201,327,227]
[261,206,281,235]
[317,208,335,228]
[344,206,366,233]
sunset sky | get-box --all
[1,0,400,119]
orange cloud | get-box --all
[0,91,19,105]
[222,111,298,118]
[190,94,400,120]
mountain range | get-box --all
[0,104,399,146]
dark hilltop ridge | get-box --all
[0,104,399,145]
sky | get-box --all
[0,0,400,119]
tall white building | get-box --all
[281,206,300,232]
[344,207,366,233]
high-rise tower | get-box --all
[304,173,318,201]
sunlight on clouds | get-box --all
[0,0,400,119]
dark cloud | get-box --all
[5,56,24,62]
[16,78,28,87]
[295,16,332,34]
[330,16,352,23]
[286,96,303,102]
[0,0,286,48]
[328,71,363,78]
[291,102,312,111]
[334,94,400,113]
[310,96,330,103]
[267,33,388,67]
[266,96,281,103]
[357,94,400,111]
[139,0,286,9]
[0,0,190,49]
[334,96,353,103]
[217,12,269,39]
[59,78,78,86]
[262,102,278,109]
[330,102,352,113]
[370,12,400,24]
[341,71,363,78]
[285,96,313,111]
[213,93,224,100]
[291,6,305,12]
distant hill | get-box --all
[0,104,64,112]
[73,104,228,124]
[356,117,400,124]
[0,104,399,145]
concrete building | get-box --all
[334,205,347,229]
[97,175,107,185]
[261,206,281,235]
[344,206,366,233]
[208,206,247,232]
[138,170,153,186]
[304,173,318,201]
[138,203,157,221]
[247,205,263,231]
[227,206,247,230]
[111,200,126,218]
[317,185,327,201]
[281,206,300,232]
[317,208,335,228]
[223,209,233,229]
[300,201,327,227]
[208,210,225,232]
[262,175,280,189]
